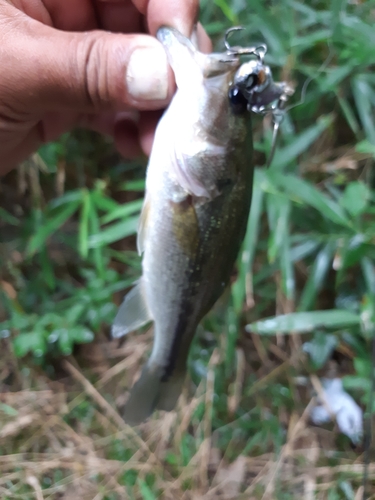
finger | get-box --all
[138,110,163,156]
[195,23,212,54]
[133,0,199,36]
[94,0,144,33]
[41,0,98,30]
[114,119,143,159]
[1,124,42,175]
[3,7,174,116]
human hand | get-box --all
[0,0,211,175]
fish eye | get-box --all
[228,86,248,114]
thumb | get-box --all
[3,9,174,115]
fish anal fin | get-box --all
[111,279,152,339]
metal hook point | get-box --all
[224,26,245,51]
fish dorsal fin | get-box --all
[137,195,151,256]
[111,279,153,339]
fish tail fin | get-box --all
[156,368,187,412]
[123,364,188,425]
[123,364,161,426]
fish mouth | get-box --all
[157,26,240,82]
[157,26,196,52]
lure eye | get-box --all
[228,86,248,114]
[245,74,258,91]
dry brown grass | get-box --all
[1,329,373,500]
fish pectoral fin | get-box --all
[111,279,153,339]
[172,144,225,200]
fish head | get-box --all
[157,27,249,139]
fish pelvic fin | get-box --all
[111,279,152,339]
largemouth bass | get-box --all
[113,26,283,425]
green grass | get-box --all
[1,0,375,498]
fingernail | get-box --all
[127,46,168,101]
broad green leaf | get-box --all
[356,139,375,156]
[70,326,94,344]
[246,309,360,335]
[13,331,47,357]
[343,375,371,393]
[66,303,86,324]
[303,332,338,368]
[340,181,370,217]
[57,329,73,355]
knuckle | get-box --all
[75,33,118,109]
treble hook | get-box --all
[266,86,294,168]
[224,26,244,51]
[224,26,267,61]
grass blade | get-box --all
[247,309,360,335]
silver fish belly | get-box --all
[112,27,254,425]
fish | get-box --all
[112,26,254,425]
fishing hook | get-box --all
[266,85,294,167]
[224,26,267,62]
[224,26,294,167]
